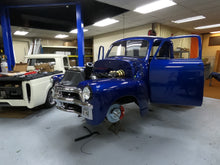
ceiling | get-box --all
[0,0,220,39]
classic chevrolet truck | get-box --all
[54,35,204,125]
[0,54,69,109]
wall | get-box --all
[159,24,190,37]
[93,24,190,62]
[202,33,220,71]
[12,37,32,63]
[41,39,67,46]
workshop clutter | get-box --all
[34,62,55,73]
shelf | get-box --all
[42,45,77,49]
[69,55,78,57]
[42,46,92,49]
[69,55,93,58]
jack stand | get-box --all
[74,126,100,142]
[108,121,124,134]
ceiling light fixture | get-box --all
[134,0,177,14]
[195,24,220,29]
[210,31,220,34]
[14,31,29,36]
[70,29,88,33]
[55,34,69,39]
[172,15,206,24]
[93,18,119,27]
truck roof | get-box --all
[113,36,164,44]
[25,54,69,59]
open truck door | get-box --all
[149,35,204,106]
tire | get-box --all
[44,88,55,108]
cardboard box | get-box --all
[34,63,54,73]
[13,63,27,72]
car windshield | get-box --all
[107,39,149,58]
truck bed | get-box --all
[0,71,62,82]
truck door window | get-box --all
[172,37,199,59]
[155,37,199,60]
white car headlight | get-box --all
[82,86,91,101]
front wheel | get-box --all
[44,88,55,108]
[106,104,125,123]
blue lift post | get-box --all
[0,7,15,71]
[76,4,85,67]
[0,2,84,70]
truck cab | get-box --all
[54,35,204,125]
[26,54,70,73]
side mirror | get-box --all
[98,46,104,60]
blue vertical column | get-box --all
[0,7,15,71]
[76,3,84,66]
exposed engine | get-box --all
[92,69,126,79]
[91,59,133,79]
[58,60,130,87]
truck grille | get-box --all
[54,85,84,113]
[62,92,80,100]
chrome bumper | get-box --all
[54,85,93,120]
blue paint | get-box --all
[0,7,15,71]
[76,4,84,67]
[52,74,64,84]
[149,59,204,106]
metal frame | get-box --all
[0,2,85,71]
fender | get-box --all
[78,78,149,125]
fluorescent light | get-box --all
[134,0,176,14]
[14,31,29,36]
[70,29,88,33]
[55,34,69,39]
[195,24,220,29]
[210,31,220,34]
[93,18,119,27]
[172,15,205,24]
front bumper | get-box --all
[54,85,93,120]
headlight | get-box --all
[82,86,91,101]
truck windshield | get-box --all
[107,40,149,58]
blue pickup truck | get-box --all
[54,35,204,125]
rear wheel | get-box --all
[44,88,55,108]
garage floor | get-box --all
[0,97,220,165]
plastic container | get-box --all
[1,60,8,73]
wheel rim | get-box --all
[48,90,55,105]
[106,104,121,123]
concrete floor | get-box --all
[0,97,220,165]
